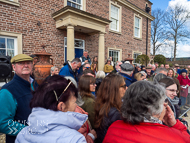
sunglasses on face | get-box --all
[120,84,127,89]
[85,67,90,69]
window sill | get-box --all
[109,29,122,35]
[133,37,142,41]
[0,0,20,7]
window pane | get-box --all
[0,38,5,48]
[75,40,83,47]
[111,5,118,19]
[77,0,81,4]
[111,18,117,30]
[7,50,14,58]
[67,1,71,6]
[135,17,140,28]
[135,28,139,37]
[0,49,6,56]
[7,39,14,49]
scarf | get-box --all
[144,116,163,125]
[167,96,179,118]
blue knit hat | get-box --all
[180,69,187,74]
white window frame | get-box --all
[0,36,18,57]
[64,0,86,11]
[109,1,122,34]
[109,49,120,64]
[134,14,142,39]
[110,4,119,32]
[64,37,85,61]
[133,51,142,64]
[67,0,83,10]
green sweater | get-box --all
[81,95,95,129]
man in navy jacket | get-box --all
[59,58,81,82]
[0,54,34,143]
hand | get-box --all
[90,129,97,139]
[163,105,177,127]
[85,60,88,63]
[186,84,189,87]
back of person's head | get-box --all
[82,69,95,77]
[95,73,124,128]
[78,75,95,96]
[155,67,168,75]
[30,75,78,111]
[96,71,105,79]
[159,77,176,88]
[121,81,166,125]
[153,73,167,82]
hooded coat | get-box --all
[15,107,88,143]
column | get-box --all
[67,25,75,61]
[98,32,105,71]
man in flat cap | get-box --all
[0,54,34,143]
[119,63,136,87]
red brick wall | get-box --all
[85,0,152,62]
[0,0,152,69]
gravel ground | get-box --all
[0,111,190,143]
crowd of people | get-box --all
[0,51,190,143]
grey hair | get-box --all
[71,58,81,64]
[83,50,88,53]
[155,67,168,74]
[83,62,90,67]
[96,71,105,79]
[50,66,57,74]
[121,80,166,125]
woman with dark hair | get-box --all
[15,75,87,143]
[94,73,126,143]
[103,81,190,143]
[167,68,175,78]
[159,77,180,119]
[79,75,96,129]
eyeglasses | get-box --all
[85,67,90,69]
[120,84,127,89]
[166,89,179,94]
[53,81,72,102]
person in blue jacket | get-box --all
[15,75,87,143]
[59,58,81,82]
[0,54,34,143]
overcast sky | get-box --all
[150,0,190,58]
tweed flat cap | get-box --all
[120,63,134,71]
[11,54,33,63]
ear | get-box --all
[57,102,66,112]
[12,64,16,71]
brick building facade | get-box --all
[0,0,154,70]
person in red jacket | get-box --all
[103,81,190,143]
[177,69,190,109]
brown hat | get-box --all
[146,66,152,69]
[11,54,33,63]
[174,64,179,67]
